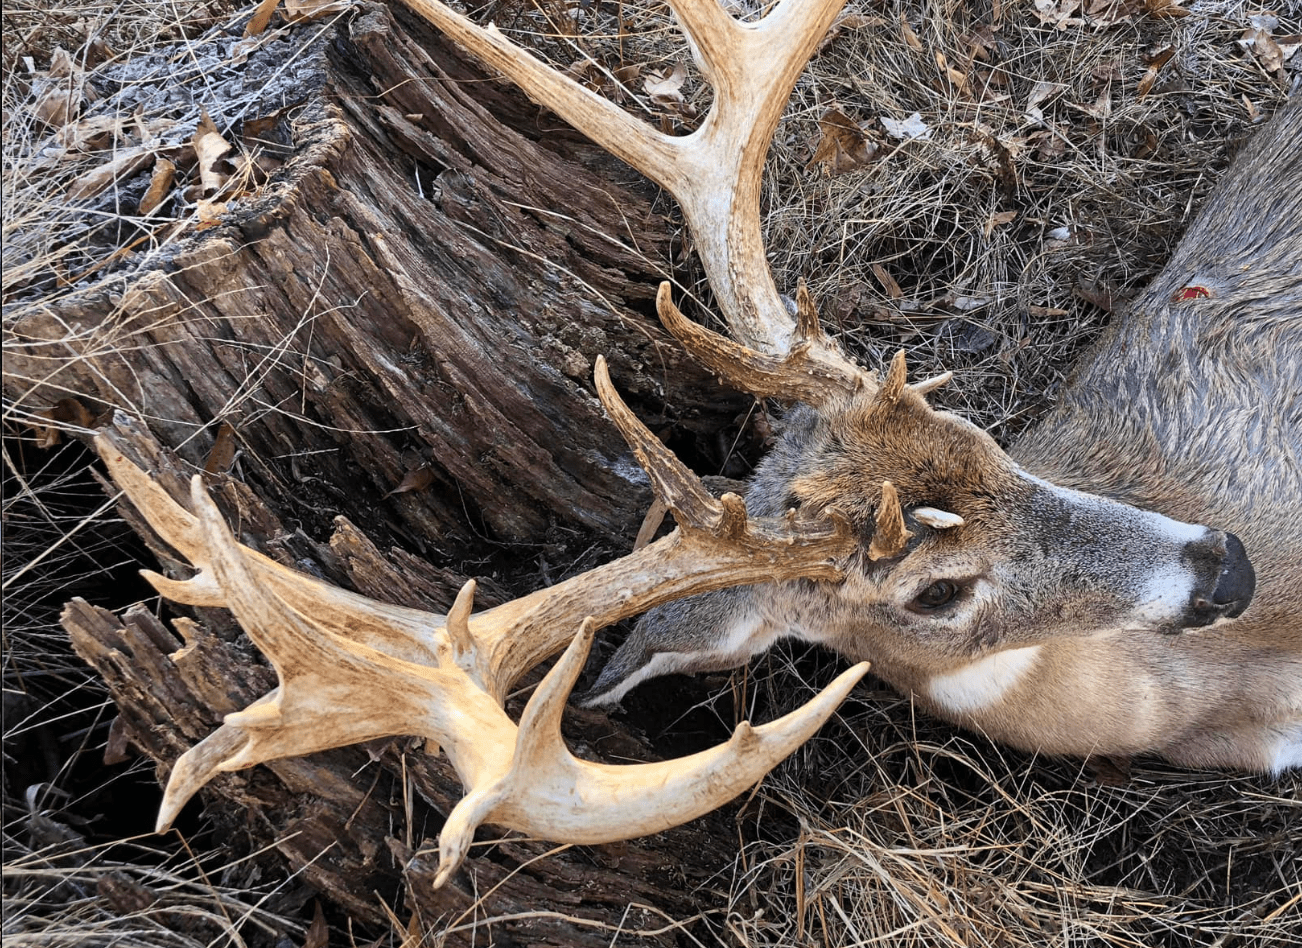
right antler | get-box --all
[402,0,856,357]
[93,359,865,887]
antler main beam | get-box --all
[401,0,852,354]
[94,357,864,887]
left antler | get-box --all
[91,357,865,886]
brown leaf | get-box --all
[385,467,435,498]
[817,13,886,55]
[1137,66,1159,99]
[899,13,923,51]
[643,62,687,104]
[935,51,972,97]
[203,423,239,476]
[986,209,1018,237]
[245,0,282,37]
[193,109,234,198]
[304,901,329,948]
[808,108,878,175]
[56,114,126,152]
[31,47,85,127]
[285,0,352,22]
[67,147,154,200]
[1144,0,1189,18]
[138,157,177,215]
[871,264,904,299]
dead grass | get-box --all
[3,2,1300,947]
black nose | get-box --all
[1211,532,1255,617]
[1187,531,1255,627]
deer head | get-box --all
[584,291,1256,713]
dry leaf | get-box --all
[285,0,352,22]
[935,51,972,96]
[1137,66,1159,98]
[67,146,154,200]
[643,62,687,104]
[817,13,885,55]
[203,423,239,476]
[871,264,903,299]
[809,108,878,175]
[1243,29,1285,73]
[138,157,177,215]
[56,114,127,152]
[880,112,932,141]
[386,467,435,498]
[31,47,86,127]
[1034,0,1084,29]
[1025,80,1066,122]
[245,0,282,37]
[1144,0,1189,18]
[986,209,1018,237]
[304,901,329,948]
[899,14,923,52]
[194,109,234,197]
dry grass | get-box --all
[4,2,1300,947]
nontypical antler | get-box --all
[96,360,865,886]
[401,0,853,355]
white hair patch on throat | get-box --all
[927,645,1043,714]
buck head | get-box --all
[584,300,1256,709]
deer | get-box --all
[80,0,1298,892]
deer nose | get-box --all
[1186,531,1255,626]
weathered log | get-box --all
[4,3,745,551]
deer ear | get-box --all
[580,590,773,709]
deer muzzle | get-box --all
[1182,530,1256,629]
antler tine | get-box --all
[592,353,723,530]
[868,481,912,560]
[399,0,851,353]
[655,282,870,406]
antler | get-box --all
[401,0,852,355]
[95,359,865,887]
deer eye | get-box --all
[912,580,962,611]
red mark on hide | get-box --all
[1172,285,1213,301]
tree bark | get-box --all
[7,4,752,943]
[5,3,745,551]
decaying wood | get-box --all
[4,3,745,549]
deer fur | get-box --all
[585,98,1302,775]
